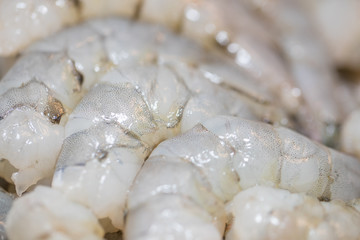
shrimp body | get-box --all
[126,116,360,239]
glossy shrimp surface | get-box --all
[1,0,356,144]
[1,0,360,240]
[226,186,360,240]
[0,17,284,195]
[52,42,283,230]
[0,18,288,237]
[125,116,360,239]
[5,186,104,240]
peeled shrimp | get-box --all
[0,81,65,195]
[0,17,284,196]
[125,115,360,239]
[2,0,349,145]
[226,186,360,240]
[0,17,288,237]
[0,1,359,239]
[1,0,298,114]
[0,44,86,195]
[53,55,284,231]
[5,186,104,240]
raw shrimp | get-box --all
[53,58,284,231]
[5,186,104,240]
[0,81,65,195]
[1,0,297,110]
[0,17,285,196]
[226,186,360,240]
[125,115,360,239]
[0,2,358,240]
[0,43,86,195]
[4,0,347,143]
[0,0,297,111]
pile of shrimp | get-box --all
[0,0,360,239]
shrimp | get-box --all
[0,2,358,239]
[5,186,104,240]
[0,81,65,195]
[53,57,285,231]
[0,17,286,196]
[0,39,87,195]
[125,115,360,239]
[5,0,350,143]
[226,186,360,240]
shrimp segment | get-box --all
[226,186,360,240]
[0,81,65,195]
[5,186,104,240]
[0,52,84,109]
[126,116,360,238]
[53,123,150,231]
[126,195,223,240]
[0,0,78,56]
